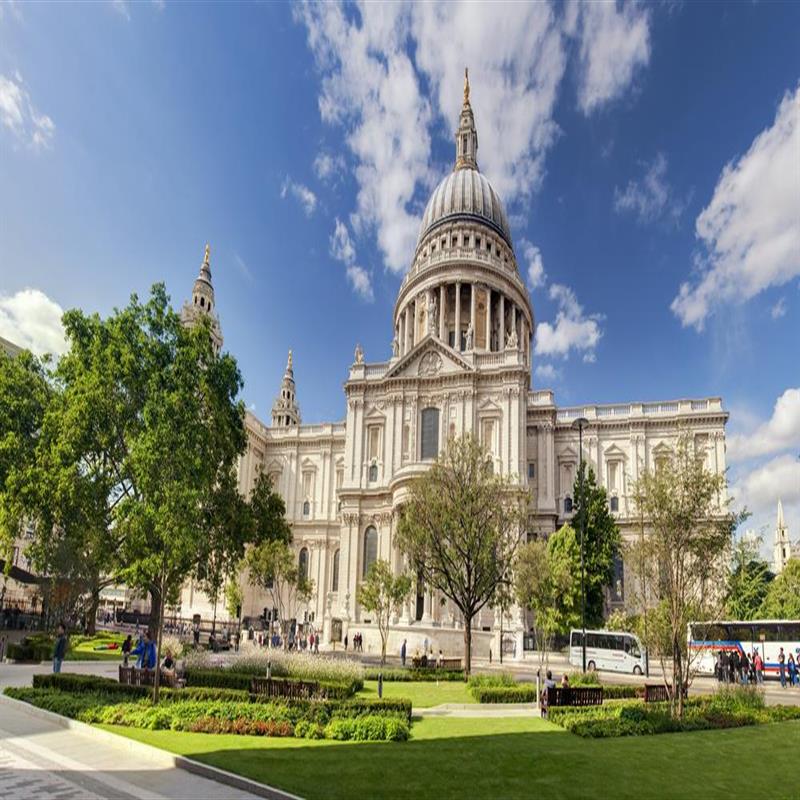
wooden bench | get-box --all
[118,665,182,689]
[544,686,604,711]
[410,658,463,671]
[249,677,320,700]
[644,683,687,703]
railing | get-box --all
[643,402,679,414]
[545,686,604,707]
[596,405,632,417]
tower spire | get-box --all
[272,348,301,428]
[181,242,223,352]
[454,67,478,171]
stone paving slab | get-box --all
[0,694,276,800]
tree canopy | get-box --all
[759,559,800,618]
[725,534,773,620]
[571,464,622,626]
[357,559,412,665]
[396,434,526,676]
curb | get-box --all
[0,693,301,800]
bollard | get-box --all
[378,672,383,699]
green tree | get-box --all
[571,464,622,627]
[357,559,412,665]
[0,350,52,570]
[396,435,526,677]
[39,285,246,701]
[225,577,243,622]
[628,434,740,718]
[514,525,579,674]
[245,538,314,648]
[725,534,773,620]
[759,558,800,618]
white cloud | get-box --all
[233,252,253,283]
[534,363,561,383]
[731,453,800,527]
[566,0,651,115]
[313,151,345,182]
[0,2,24,22]
[770,296,787,320]
[614,152,687,224]
[534,283,603,360]
[329,218,374,301]
[296,1,649,275]
[0,73,55,151]
[520,239,546,290]
[111,0,131,21]
[727,388,800,463]
[280,176,317,217]
[152,0,165,10]
[671,85,800,331]
[0,288,67,357]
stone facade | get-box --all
[181,76,729,658]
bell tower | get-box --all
[181,243,223,352]
[271,349,301,427]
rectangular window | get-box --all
[528,462,535,479]
[607,461,618,492]
[420,408,440,460]
[368,426,381,461]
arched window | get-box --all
[420,407,440,460]
[564,496,573,513]
[368,463,378,482]
[362,526,378,578]
[298,547,309,582]
[332,549,340,592]
[302,500,310,517]
[609,496,619,512]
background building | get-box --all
[190,78,729,659]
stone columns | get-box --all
[455,282,462,351]
[470,284,476,348]
[486,288,492,351]
[499,294,505,348]
[404,306,411,355]
[511,304,516,341]
[439,284,446,341]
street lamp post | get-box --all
[572,416,589,673]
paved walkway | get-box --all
[0,693,265,800]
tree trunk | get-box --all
[211,595,217,636]
[464,616,472,679]
[85,590,101,636]
[148,585,162,639]
[152,586,165,705]
[499,608,504,665]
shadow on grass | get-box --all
[177,719,800,800]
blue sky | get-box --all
[1,1,798,547]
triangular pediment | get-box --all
[384,336,474,380]
[603,444,627,460]
[557,445,579,461]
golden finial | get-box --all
[463,67,470,105]
[203,243,210,266]
[287,349,293,370]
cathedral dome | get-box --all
[417,167,511,250]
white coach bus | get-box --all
[569,629,647,674]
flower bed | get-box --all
[548,687,800,737]
[4,685,412,741]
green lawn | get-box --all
[102,716,800,800]
[357,679,475,707]
[66,634,125,661]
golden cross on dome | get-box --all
[463,67,470,105]
[203,243,210,265]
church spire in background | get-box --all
[181,242,223,352]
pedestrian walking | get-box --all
[778,647,787,688]
[788,653,798,687]
[344,633,348,651]
[121,634,132,667]
[0,634,5,663]
[53,623,68,674]
[754,650,764,684]
[401,638,407,667]
[740,651,750,685]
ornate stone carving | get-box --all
[354,343,364,364]
[465,323,474,351]
[418,351,443,377]
[342,512,360,526]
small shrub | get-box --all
[324,715,410,741]
[470,685,538,703]
[467,673,516,690]
[363,668,463,682]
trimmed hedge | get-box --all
[33,673,148,699]
[548,690,800,738]
[467,673,516,690]
[364,668,464,683]
[6,641,52,662]
[471,685,538,704]
[184,668,359,699]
